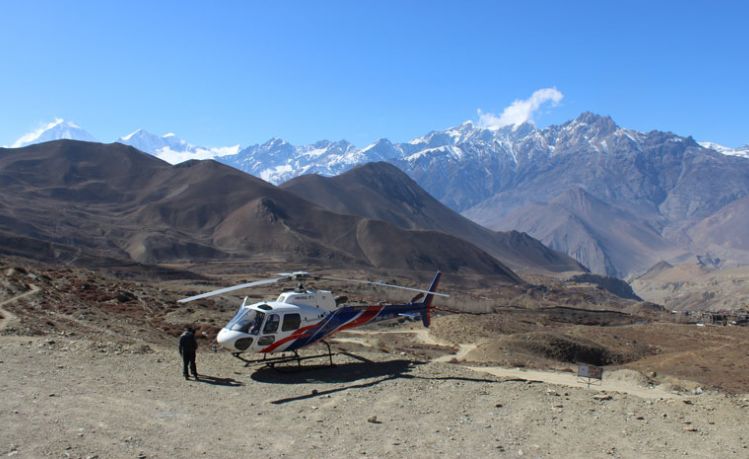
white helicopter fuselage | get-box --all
[216,289,337,353]
[192,271,444,357]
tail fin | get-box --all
[421,271,441,327]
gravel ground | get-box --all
[2,336,749,459]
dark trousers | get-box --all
[182,352,197,377]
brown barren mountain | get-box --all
[483,187,683,277]
[281,162,585,274]
[0,140,518,280]
[687,194,749,264]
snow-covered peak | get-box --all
[562,112,618,136]
[120,129,142,142]
[699,141,749,158]
[118,129,239,164]
[118,129,191,154]
[11,118,97,148]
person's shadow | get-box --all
[196,374,243,387]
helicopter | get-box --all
[178,271,447,367]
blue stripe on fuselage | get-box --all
[284,302,426,351]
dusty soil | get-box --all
[3,336,749,459]
[3,259,749,458]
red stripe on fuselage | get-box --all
[260,323,318,353]
[336,306,383,333]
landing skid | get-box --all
[232,341,335,369]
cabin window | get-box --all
[249,312,265,336]
[263,314,280,334]
[282,313,301,331]
[228,308,263,334]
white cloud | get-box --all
[155,145,241,164]
[477,88,564,130]
[11,118,65,147]
[206,145,241,156]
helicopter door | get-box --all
[257,314,280,346]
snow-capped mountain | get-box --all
[118,129,240,164]
[219,138,405,183]
[214,113,653,209]
[699,141,749,158]
[10,119,97,148]
[212,113,749,278]
[7,114,749,279]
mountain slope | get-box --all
[0,140,519,281]
[477,187,681,278]
[281,162,585,274]
[459,115,749,276]
[687,195,749,264]
[214,113,749,277]
[9,114,749,280]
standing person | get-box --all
[178,326,199,380]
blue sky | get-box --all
[1,0,747,147]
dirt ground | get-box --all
[2,335,749,459]
[3,259,749,458]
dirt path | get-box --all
[406,331,683,400]
[467,366,683,400]
[330,336,373,347]
[433,343,477,363]
[343,327,452,346]
[0,284,39,331]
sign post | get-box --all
[577,363,603,388]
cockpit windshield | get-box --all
[226,308,266,335]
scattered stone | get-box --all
[593,394,613,401]
[367,416,381,424]
[116,291,136,303]
[692,387,703,395]
[683,426,698,432]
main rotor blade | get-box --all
[178,277,284,303]
[322,276,449,298]
[277,271,310,279]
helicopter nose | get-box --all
[216,328,235,348]
[216,328,253,352]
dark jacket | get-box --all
[179,330,198,356]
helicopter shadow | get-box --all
[252,356,509,405]
[251,358,418,385]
